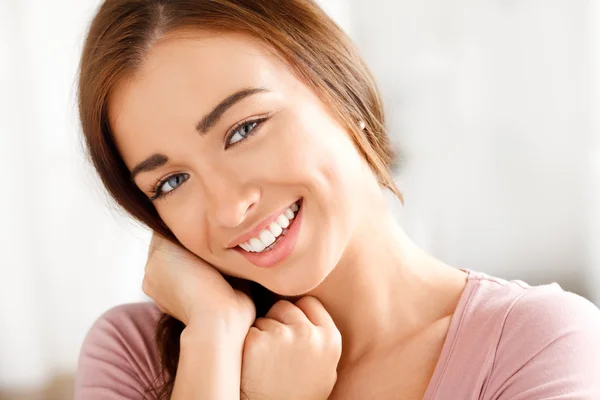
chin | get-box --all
[258,257,335,297]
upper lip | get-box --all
[227,200,299,248]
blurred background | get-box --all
[1,0,599,398]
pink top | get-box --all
[75,271,600,399]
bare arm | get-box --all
[171,323,247,400]
[140,234,256,399]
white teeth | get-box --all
[240,242,251,252]
[249,238,266,252]
[238,201,302,253]
[259,230,276,247]
[276,215,290,229]
[284,208,294,219]
[269,222,283,237]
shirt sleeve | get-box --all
[74,303,164,400]
[484,286,600,400]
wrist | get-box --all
[182,315,249,346]
[174,319,246,400]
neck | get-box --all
[308,205,467,368]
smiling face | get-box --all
[108,30,383,295]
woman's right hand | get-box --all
[142,232,255,332]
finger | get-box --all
[141,276,152,297]
[253,317,285,332]
[294,296,337,329]
[265,300,311,326]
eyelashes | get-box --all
[225,115,269,149]
[149,172,190,201]
[148,115,270,201]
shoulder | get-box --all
[495,282,600,370]
[501,283,600,339]
[74,302,164,399]
[470,274,600,399]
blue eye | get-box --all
[226,117,267,148]
[150,173,189,201]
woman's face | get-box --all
[109,31,380,295]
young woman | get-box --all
[74,1,600,399]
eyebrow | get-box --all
[195,87,268,134]
[130,87,268,181]
[130,153,169,181]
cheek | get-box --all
[156,200,210,255]
[307,129,366,199]
[269,111,363,194]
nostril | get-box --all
[244,202,257,216]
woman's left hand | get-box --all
[240,296,342,400]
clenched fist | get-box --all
[241,297,342,400]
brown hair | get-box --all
[78,0,403,398]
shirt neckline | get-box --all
[422,269,480,399]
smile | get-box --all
[233,199,304,268]
[238,200,300,253]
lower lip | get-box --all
[234,200,304,268]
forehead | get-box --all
[108,31,295,165]
[139,30,283,91]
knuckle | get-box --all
[252,317,268,330]
[244,328,266,354]
[323,328,342,352]
[331,333,343,353]
[330,327,342,344]
[329,371,339,387]
[265,300,297,320]
[295,322,315,339]
[141,277,151,295]
[273,299,295,312]
[296,296,321,309]
[244,327,260,345]
[272,324,289,338]
[144,259,156,274]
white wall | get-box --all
[0,0,149,389]
[589,0,600,304]
[351,0,599,299]
[0,0,598,391]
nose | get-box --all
[204,170,260,229]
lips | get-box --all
[233,198,304,268]
[238,201,300,253]
[227,199,302,249]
